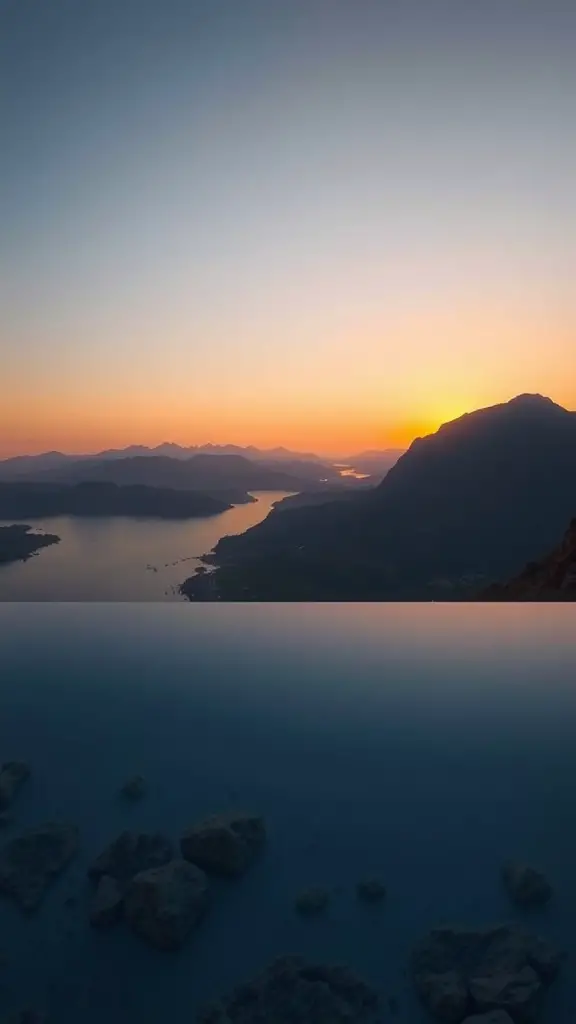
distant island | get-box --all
[0,524,60,565]
[0,481,235,521]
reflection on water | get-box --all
[0,491,292,600]
[0,603,574,1023]
[334,464,371,479]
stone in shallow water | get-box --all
[356,877,387,903]
[125,858,209,950]
[88,831,173,885]
[180,812,265,877]
[412,925,561,1022]
[294,887,331,915]
[468,966,541,1021]
[120,775,146,801]
[416,970,469,1022]
[197,956,380,1024]
[501,862,552,907]
[0,762,30,809]
[0,822,79,912]
[89,874,124,927]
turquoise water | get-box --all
[0,603,575,1022]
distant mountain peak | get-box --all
[508,393,563,410]
[424,392,570,444]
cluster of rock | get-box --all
[197,956,381,1024]
[0,758,561,1024]
[0,758,82,915]
[88,811,266,949]
[412,925,561,1022]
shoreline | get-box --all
[0,524,61,566]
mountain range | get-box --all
[0,443,323,478]
[180,394,576,600]
[0,443,402,483]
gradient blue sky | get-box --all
[1,0,575,456]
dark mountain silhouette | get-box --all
[0,451,71,478]
[96,442,324,462]
[272,490,360,513]
[0,443,325,478]
[0,524,60,564]
[180,394,576,600]
[4,452,315,498]
[478,518,576,600]
[0,481,232,520]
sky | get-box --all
[1,0,575,457]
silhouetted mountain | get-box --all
[0,442,325,478]
[4,451,348,497]
[272,490,360,513]
[0,451,70,478]
[180,394,576,600]
[0,482,231,520]
[0,524,60,564]
[478,517,576,600]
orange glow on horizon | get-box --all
[0,396,571,460]
[2,308,574,459]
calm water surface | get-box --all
[0,491,291,600]
[0,603,575,1023]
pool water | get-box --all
[0,602,574,1022]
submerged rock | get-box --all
[125,858,209,950]
[501,862,552,907]
[0,822,79,912]
[0,762,30,809]
[294,887,331,915]
[469,967,541,1020]
[356,877,387,903]
[196,956,380,1023]
[120,775,146,801]
[416,970,468,1021]
[88,831,173,886]
[412,925,561,1022]
[180,812,265,877]
[89,874,124,927]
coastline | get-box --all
[0,524,60,565]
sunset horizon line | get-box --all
[2,391,573,462]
